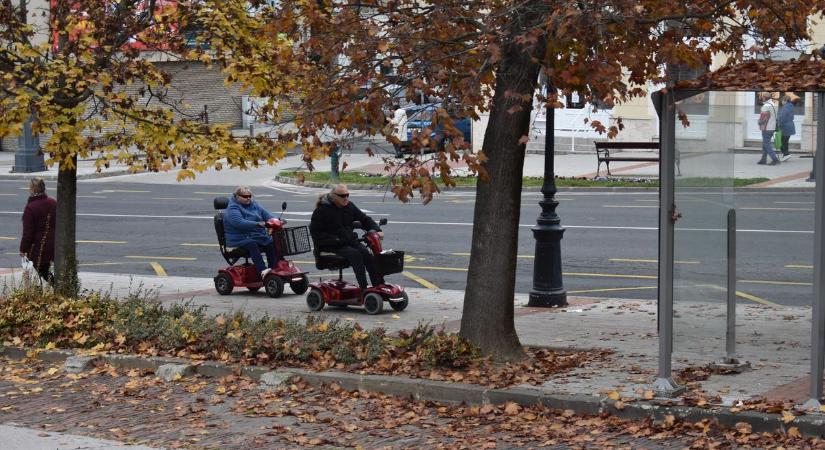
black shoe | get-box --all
[768,160,780,166]
[757,160,767,165]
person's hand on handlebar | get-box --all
[377,231,384,239]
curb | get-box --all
[273,175,815,193]
[0,169,136,181]
[2,345,823,438]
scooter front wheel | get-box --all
[264,275,285,298]
[389,291,409,311]
[290,275,309,295]
[306,288,325,311]
[363,292,384,315]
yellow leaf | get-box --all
[782,410,796,424]
[614,400,625,410]
[44,342,56,350]
[171,373,182,381]
[643,390,654,400]
[607,391,621,401]
[216,386,226,394]
[391,314,401,319]
[788,427,801,438]
[46,367,59,376]
[317,323,329,332]
[115,334,126,346]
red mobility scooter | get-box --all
[213,196,311,298]
[306,218,408,315]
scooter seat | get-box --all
[315,252,350,270]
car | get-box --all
[395,103,472,157]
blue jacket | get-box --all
[223,196,273,247]
[778,102,796,136]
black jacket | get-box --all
[310,194,380,251]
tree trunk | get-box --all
[54,155,78,297]
[459,7,543,361]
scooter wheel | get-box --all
[363,292,384,315]
[390,291,409,312]
[264,275,284,298]
[306,288,325,311]
[290,275,309,295]
[214,273,234,295]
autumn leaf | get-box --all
[607,391,620,401]
[781,410,796,424]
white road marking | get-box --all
[0,211,814,234]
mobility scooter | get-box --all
[213,196,311,298]
[306,218,408,315]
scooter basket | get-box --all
[273,225,312,256]
[377,250,405,276]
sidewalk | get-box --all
[1,147,817,188]
[0,268,815,410]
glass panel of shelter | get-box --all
[667,91,815,405]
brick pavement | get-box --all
[2,357,811,449]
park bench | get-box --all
[594,141,680,177]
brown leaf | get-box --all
[503,402,521,415]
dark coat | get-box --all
[20,194,57,267]
[778,102,796,136]
[310,194,380,251]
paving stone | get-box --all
[155,363,194,381]
[258,370,294,388]
[63,356,100,374]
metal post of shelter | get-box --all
[804,92,825,409]
[652,90,684,396]
[710,209,749,371]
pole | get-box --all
[804,92,825,409]
[528,90,567,308]
[12,115,45,173]
[652,90,684,396]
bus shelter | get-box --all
[652,59,825,408]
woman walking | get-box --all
[19,177,57,283]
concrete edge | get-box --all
[0,169,137,181]
[272,175,814,193]
[2,345,823,437]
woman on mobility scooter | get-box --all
[308,184,407,314]
[224,186,280,278]
[213,188,310,298]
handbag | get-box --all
[774,129,783,149]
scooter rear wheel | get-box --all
[389,292,409,311]
[290,275,309,295]
[264,275,285,298]
[306,288,325,311]
[363,292,384,315]
[214,273,234,295]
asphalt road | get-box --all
[0,179,816,307]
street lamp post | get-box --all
[12,115,45,173]
[528,99,568,307]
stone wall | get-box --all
[2,61,243,152]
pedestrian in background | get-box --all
[777,93,800,162]
[757,92,780,166]
[389,102,408,156]
[19,177,56,283]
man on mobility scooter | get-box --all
[213,186,310,298]
[307,184,407,314]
